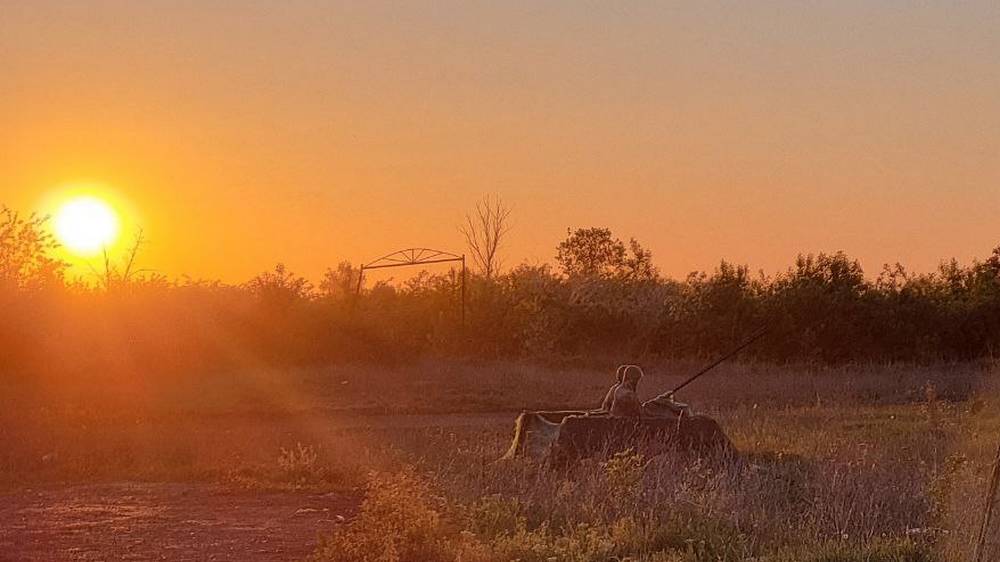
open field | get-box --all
[7,1,1000,560]
[3,361,1000,561]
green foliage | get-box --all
[601,448,645,506]
[320,261,361,305]
[4,201,1000,375]
[556,226,657,282]
[277,442,320,486]
[469,494,526,540]
[0,205,65,292]
[227,442,351,492]
[760,538,937,562]
[309,469,459,562]
[243,263,314,306]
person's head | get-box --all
[621,365,644,390]
[615,365,628,384]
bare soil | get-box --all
[0,482,357,562]
[0,413,514,562]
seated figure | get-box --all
[599,365,627,412]
[609,364,643,418]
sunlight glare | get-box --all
[54,196,120,256]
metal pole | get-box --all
[460,255,466,329]
[355,265,365,296]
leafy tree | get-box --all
[5,200,1000,369]
[624,238,657,282]
[768,252,871,360]
[320,261,360,303]
[555,227,656,282]
[244,263,313,307]
[678,261,763,353]
[0,206,65,292]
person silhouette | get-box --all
[599,365,628,412]
[609,364,643,418]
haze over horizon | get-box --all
[4,1,998,283]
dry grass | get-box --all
[3,359,989,420]
[3,360,999,560]
[303,362,997,561]
[309,427,946,560]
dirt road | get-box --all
[0,413,519,561]
[0,482,356,561]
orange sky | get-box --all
[3,2,999,283]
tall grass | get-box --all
[303,363,1000,561]
[311,442,942,561]
[4,361,998,560]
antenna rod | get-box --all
[660,326,769,398]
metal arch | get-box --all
[355,247,466,327]
[362,247,464,270]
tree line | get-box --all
[2,204,999,381]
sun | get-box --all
[54,196,121,256]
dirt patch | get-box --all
[0,482,358,561]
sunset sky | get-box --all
[3,1,998,283]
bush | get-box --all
[5,199,1000,372]
[309,469,462,562]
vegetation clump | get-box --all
[4,203,1000,383]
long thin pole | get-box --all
[460,255,466,329]
[658,327,768,398]
[355,265,365,295]
[975,441,1000,562]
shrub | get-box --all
[277,442,321,486]
[309,469,460,562]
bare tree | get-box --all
[90,227,150,290]
[459,194,512,279]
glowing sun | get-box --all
[54,196,120,256]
